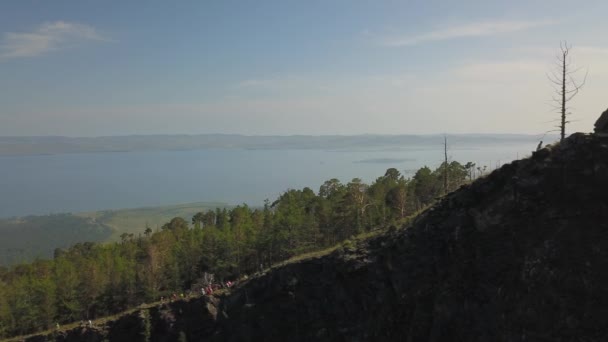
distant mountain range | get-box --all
[0,134,550,156]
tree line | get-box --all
[0,161,476,337]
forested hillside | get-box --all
[0,161,474,338]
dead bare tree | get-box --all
[547,41,587,141]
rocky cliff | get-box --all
[21,133,608,342]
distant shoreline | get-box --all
[0,201,232,221]
[0,133,551,157]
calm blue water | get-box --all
[0,141,538,217]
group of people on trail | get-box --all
[201,285,215,296]
[159,280,236,304]
[201,280,234,296]
[55,319,94,331]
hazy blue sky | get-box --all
[1,0,608,136]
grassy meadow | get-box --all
[0,201,228,265]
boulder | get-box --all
[594,108,608,135]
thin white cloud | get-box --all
[0,21,110,60]
[237,79,273,88]
[235,76,305,90]
[234,76,331,93]
[382,19,554,47]
[453,60,548,82]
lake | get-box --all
[0,138,542,217]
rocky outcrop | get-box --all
[594,108,608,135]
[22,133,608,341]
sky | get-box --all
[1,0,608,136]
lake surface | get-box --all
[0,139,540,217]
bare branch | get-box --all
[574,68,588,88]
[546,72,561,83]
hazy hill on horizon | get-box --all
[0,133,551,156]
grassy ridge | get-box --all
[77,201,228,241]
[0,201,228,265]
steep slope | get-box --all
[22,132,608,342]
[205,133,608,342]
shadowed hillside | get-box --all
[20,132,608,341]
[0,215,111,266]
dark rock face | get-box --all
[594,108,608,134]
[25,133,608,341]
